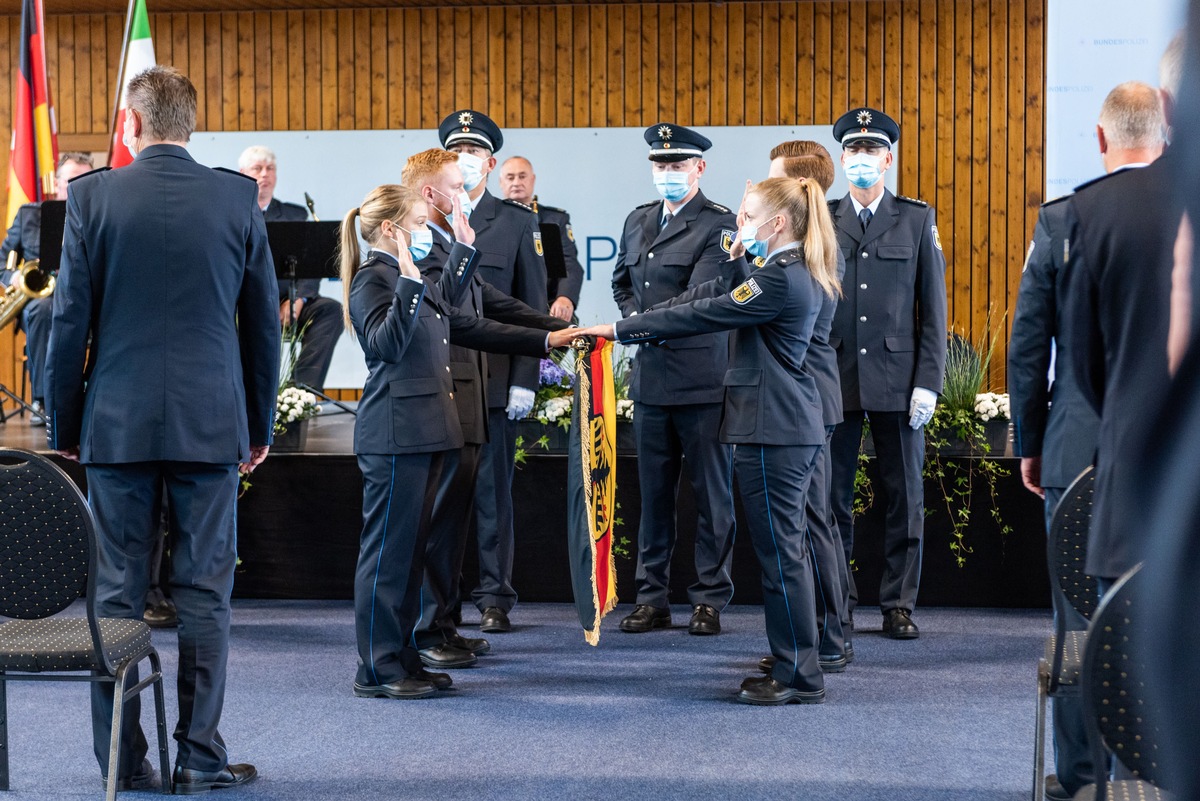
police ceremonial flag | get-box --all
[108,0,155,168]
[5,0,58,227]
[566,337,618,646]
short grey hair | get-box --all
[126,66,196,143]
[56,151,93,175]
[1160,31,1185,100]
[238,145,276,170]
[1098,80,1165,150]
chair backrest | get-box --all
[1048,466,1099,621]
[0,449,91,619]
[1082,564,1168,789]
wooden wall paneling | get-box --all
[988,0,1009,369]
[219,13,236,130]
[520,6,538,126]
[969,0,990,339]
[536,6,555,127]
[367,9,385,129]
[486,6,505,124]
[654,3,674,122]
[811,2,830,124]
[555,5,573,126]
[725,2,744,125]
[898,0,918,192]
[281,11,300,130]
[605,4,623,126]
[51,17,74,136]
[236,13,255,130]
[587,5,604,127]
[830,2,849,114]
[571,4,588,127]
[499,5,518,127]
[398,9,417,129]
[152,13,170,69]
[779,1,799,123]
[414,8,434,129]
[173,13,191,82]
[469,7,488,116]
[334,10,353,128]
[743,1,762,126]
[707,3,724,125]
[100,14,120,133]
[674,4,692,125]
[847,1,866,109]
[867,1,885,109]
[254,11,272,129]
[623,2,641,125]
[761,3,780,127]
[949,0,970,331]
[881,1,899,116]
[348,9,367,129]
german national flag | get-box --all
[5,0,58,228]
[566,338,619,645]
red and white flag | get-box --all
[108,0,155,168]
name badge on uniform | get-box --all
[720,229,735,254]
[732,277,762,304]
[532,230,543,257]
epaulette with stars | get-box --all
[1072,171,1121,193]
[1040,193,1072,209]
[68,166,110,183]
[704,200,732,214]
[896,195,928,207]
[634,199,660,210]
[214,167,256,182]
[502,198,535,213]
[537,202,565,214]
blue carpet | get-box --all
[3,603,1048,800]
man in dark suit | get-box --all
[1010,80,1164,801]
[238,145,342,392]
[611,123,745,637]
[826,107,947,640]
[46,66,278,794]
[497,155,585,320]
[1063,73,1182,592]
[437,110,550,634]
[1,152,94,425]
[402,147,568,665]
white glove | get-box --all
[506,386,536,420]
[908,386,938,429]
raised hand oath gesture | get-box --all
[449,193,475,247]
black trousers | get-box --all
[471,409,518,613]
[355,451,444,686]
[734,443,824,692]
[829,410,925,614]
[415,444,480,647]
[87,461,238,776]
[631,402,737,608]
[290,296,343,392]
[806,428,848,658]
[20,295,51,402]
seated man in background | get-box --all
[239,145,342,392]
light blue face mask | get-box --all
[407,227,434,261]
[843,152,885,189]
[432,186,474,221]
[457,152,486,191]
[653,170,694,203]
[738,219,774,259]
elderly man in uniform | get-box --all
[498,155,585,321]
[238,145,342,393]
[1010,80,1164,801]
[436,111,549,635]
[46,65,277,793]
[826,108,948,640]
[611,123,745,636]
[1,152,94,425]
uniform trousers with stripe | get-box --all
[734,443,824,692]
[354,451,445,686]
[805,428,849,659]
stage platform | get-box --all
[0,405,1051,608]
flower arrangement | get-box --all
[275,385,319,435]
[529,346,636,426]
[974,392,1010,422]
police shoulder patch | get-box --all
[532,230,544,257]
[705,200,732,214]
[753,256,766,268]
[732,277,763,304]
[896,194,928,207]
[720,229,735,254]
[932,224,943,251]
[566,223,575,242]
[503,198,534,213]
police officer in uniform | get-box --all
[826,108,948,640]
[498,155,585,320]
[438,111,550,634]
[611,124,745,636]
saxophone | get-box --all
[0,251,55,330]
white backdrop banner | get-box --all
[1045,0,1185,199]
[188,126,898,388]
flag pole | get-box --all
[106,0,137,165]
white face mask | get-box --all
[457,152,486,191]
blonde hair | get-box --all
[401,148,460,189]
[338,184,423,331]
[750,177,841,300]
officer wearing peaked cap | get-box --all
[434,109,550,637]
[611,123,748,637]
[825,107,948,641]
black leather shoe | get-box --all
[740,674,772,690]
[416,669,453,690]
[845,641,855,664]
[688,604,720,635]
[353,678,437,699]
[882,608,920,639]
[479,607,511,633]
[757,655,776,674]
[101,758,156,791]
[172,763,257,795]
[418,642,478,669]
[1044,774,1073,801]
[619,604,671,633]
[737,677,825,706]
[143,599,178,629]
[449,632,491,656]
[819,653,848,673]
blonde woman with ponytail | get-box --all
[342,184,575,701]
[577,176,840,706]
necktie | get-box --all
[661,211,673,230]
[859,208,872,231]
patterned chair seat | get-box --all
[0,617,151,672]
[1041,630,1086,687]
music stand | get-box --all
[539,222,568,285]
[0,201,66,424]
[265,220,355,416]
